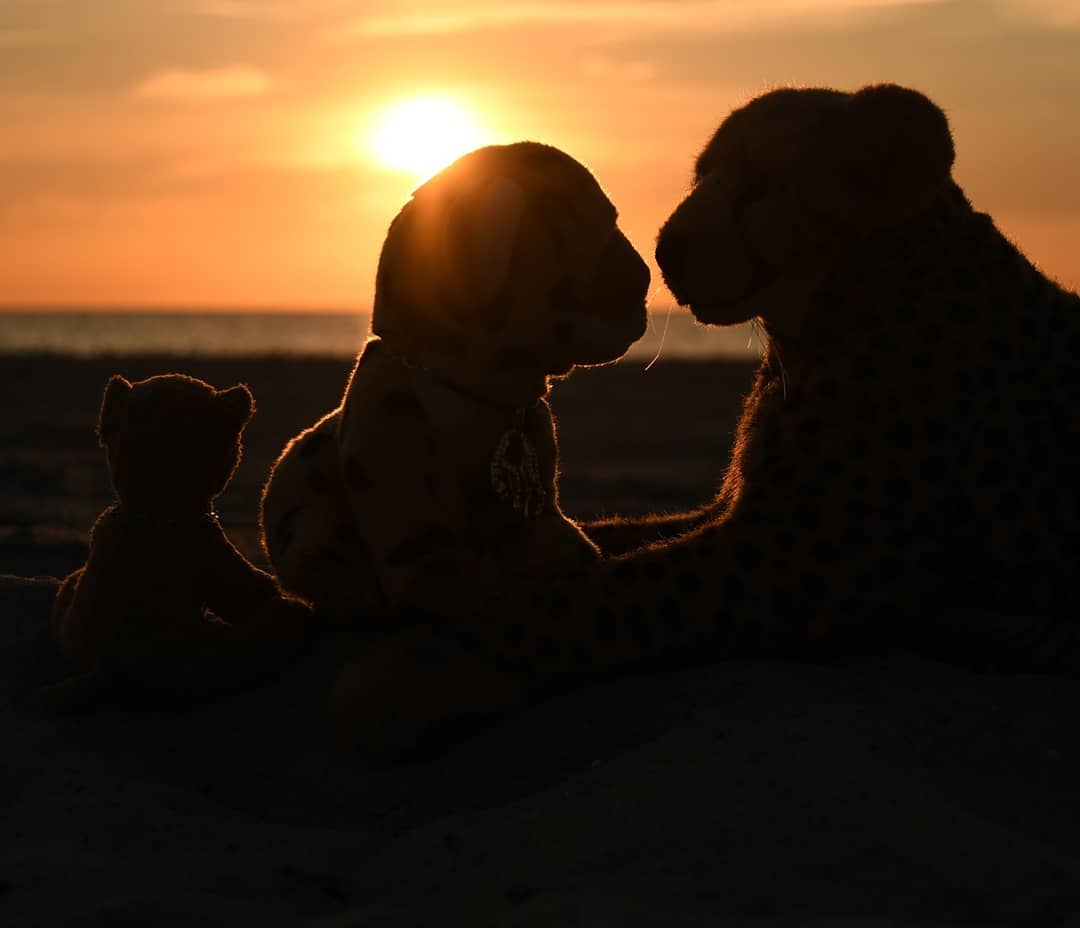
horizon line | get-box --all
[0,302,687,315]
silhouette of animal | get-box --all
[335,84,1080,758]
[51,374,312,704]
[260,142,649,627]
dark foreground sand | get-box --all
[3,355,1080,925]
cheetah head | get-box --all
[371,142,649,383]
[656,84,954,336]
[97,374,254,514]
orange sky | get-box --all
[2,0,1078,310]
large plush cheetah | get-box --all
[261,142,649,625]
[335,83,1080,757]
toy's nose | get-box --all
[655,232,688,287]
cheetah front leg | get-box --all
[582,507,715,556]
[333,506,863,758]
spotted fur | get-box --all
[260,142,650,626]
[336,84,1080,758]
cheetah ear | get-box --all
[443,174,527,305]
[804,84,955,229]
[97,375,132,447]
[215,383,254,436]
[849,83,954,200]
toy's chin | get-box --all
[664,265,771,327]
[568,302,648,366]
[661,266,759,327]
[685,298,758,327]
[689,275,819,340]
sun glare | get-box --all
[369,96,487,181]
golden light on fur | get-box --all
[368,95,487,181]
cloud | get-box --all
[1001,0,1080,26]
[192,0,351,21]
[343,0,944,37]
[133,66,276,103]
[581,55,658,82]
[0,29,52,48]
[193,1,301,20]
[0,156,157,211]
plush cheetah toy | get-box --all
[260,142,649,628]
[337,84,1080,757]
[51,374,312,702]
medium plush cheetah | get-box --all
[51,374,312,703]
[261,142,649,625]
[336,83,1080,756]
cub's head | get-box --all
[656,84,954,336]
[97,374,254,513]
[371,142,649,381]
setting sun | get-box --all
[369,96,488,181]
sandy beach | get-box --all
[3,354,1080,925]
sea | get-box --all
[0,311,762,363]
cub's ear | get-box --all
[216,383,255,436]
[804,84,955,229]
[443,175,527,305]
[97,375,132,446]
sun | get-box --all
[369,96,487,181]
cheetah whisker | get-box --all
[645,293,674,371]
[750,317,787,399]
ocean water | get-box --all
[0,311,762,362]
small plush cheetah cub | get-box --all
[51,374,312,701]
[261,142,650,623]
